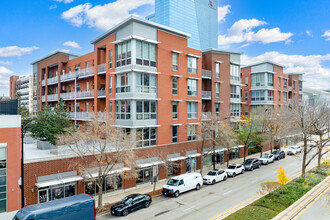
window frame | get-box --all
[187,102,197,119]
[187,56,197,74]
[172,53,178,71]
[187,79,197,96]
[136,100,157,120]
[172,77,178,95]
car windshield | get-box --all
[261,155,268,158]
[272,151,279,154]
[207,171,217,176]
[244,160,252,165]
[167,178,179,186]
[227,165,236,169]
[121,196,133,204]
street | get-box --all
[97,151,321,220]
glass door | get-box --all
[38,188,49,203]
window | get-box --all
[267,73,273,86]
[215,103,220,117]
[116,73,130,93]
[85,82,89,91]
[85,61,89,69]
[230,64,240,82]
[136,101,157,120]
[187,102,197,119]
[283,78,287,89]
[109,50,113,69]
[299,81,302,91]
[85,102,89,112]
[251,73,265,86]
[136,128,157,147]
[293,81,296,90]
[116,41,131,67]
[172,53,178,71]
[76,83,80,92]
[278,77,281,88]
[136,73,156,93]
[187,125,197,141]
[136,40,156,67]
[136,166,157,185]
[230,85,239,99]
[216,63,220,78]
[216,83,220,98]
[0,147,6,213]
[278,91,281,101]
[245,91,248,101]
[245,105,248,116]
[187,56,197,74]
[230,103,240,117]
[116,100,131,120]
[245,76,248,86]
[268,90,274,101]
[283,92,287,102]
[109,100,112,114]
[187,79,197,96]
[109,75,112,94]
[172,126,178,143]
[85,174,123,196]
[251,90,265,101]
[75,64,80,72]
[68,67,72,73]
[172,101,178,119]
[172,77,178,95]
[38,182,77,204]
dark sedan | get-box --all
[111,194,152,216]
[242,158,261,171]
[272,150,286,160]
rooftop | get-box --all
[241,61,285,69]
[30,49,79,65]
[202,48,243,55]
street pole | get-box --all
[213,130,216,170]
[74,76,77,127]
[21,124,24,208]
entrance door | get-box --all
[38,188,48,203]
[186,158,197,173]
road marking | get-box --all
[223,190,232,196]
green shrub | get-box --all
[248,148,261,155]
[224,206,277,220]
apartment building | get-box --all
[16,75,34,114]
[9,76,19,100]
[287,73,303,106]
[241,62,289,115]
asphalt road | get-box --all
[97,151,320,220]
[296,187,330,220]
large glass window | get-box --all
[116,100,131,120]
[187,56,197,74]
[278,77,281,88]
[268,90,274,101]
[245,76,248,86]
[109,50,113,69]
[251,90,265,101]
[267,73,273,86]
[136,101,157,120]
[251,73,265,86]
[172,53,178,71]
[85,174,123,196]
[216,63,220,78]
[172,77,178,95]
[230,103,240,117]
[136,128,157,147]
[0,147,6,213]
[136,40,156,67]
[38,182,76,204]
[172,101,178,119]
[116,41,131,67]
[109,75,112,94]
[172,126,178,143]
[230,64,240,82]
[187,79,197,96]
[215,103,220,117]
[116,73,130,93]
[299,81,302,91]
[283,92,287,102]
[216,83,220,98]
[187,102,197,119]
[136,73,156,93]
[230,85,239,99]
[187,125,197,141]
[136,166,157,185]
[283,78,287,89]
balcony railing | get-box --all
[202,112,212,120]
[97,89,106,97]
[202,91,212,99]
[202,69,212,78]
[47,76,58,85]
[97,63,106,74]
[79,67,94,78]
[60,72,76,82]
[42,96,45,102]
[60,90,95,100]
[42,80,45,86]
[47,94,58,102]
[69,112,94,120]
[97,112,112,121]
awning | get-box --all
[85,167,131,179]
[186,153,201,158]
[167,156,187,162]
[36,176,83,188]
[136,161,164,169]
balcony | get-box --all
[42,80,45,86]
[202,69,212,79]
[97,89,106,98]
[97,63,106,74]
[79,67,94,78]
[60,90,95,100]
[230,116,240,122]
[97,112,112,121]
[230,76,242,84]
[47,76,58,85]
[202,112,212,120]
[60,72,76,82]
[47,94,58,102]
[69,112,94,121]
[42,96,45,102]
[202,91,212,100]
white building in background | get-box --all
[303,87,330,106]
[16,75,33,113]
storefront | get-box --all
[229,147,239,160]
[185,150,201,173]
[202,147,225,168]
[166,153,186,177]
[136,157,163,185]
[36,171,83,203]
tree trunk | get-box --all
[200,139,205,176]
[260,147,263,157]
[97,182,103,208]
[317,134,322,169]
[153,177,157,194]
[227,150,229,167]
[243,144,247,162]
[270,136,274,153]
[301,137,307,180]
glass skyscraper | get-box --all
[147,0,218,50]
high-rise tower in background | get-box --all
[147,0,218,50]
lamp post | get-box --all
[74,71,80,127]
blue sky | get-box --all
[0,0,329,96]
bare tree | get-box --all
[216,123,238,167]
[57,115,136,208]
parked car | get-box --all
[203,169,227,184]
[162,173,203,197]
[225,164,245,177]
[242,158,261,171]
[259,154,275,165]
[287,146,303,155]
[272,150,286,160]
[111,194,152,216]
[14,194,95,220]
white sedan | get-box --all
[225,164,245,177]
[259,154,275,165]
[203,169,227,185]
[287,146,303,155]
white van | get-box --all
[162,173,203,197]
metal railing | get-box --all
[69,112,94,120]
[202,69,212,78]
[79,67,94,78]
[47,94,58,101]
[60,72,76,82]
[97,89,106,97]
[47,76,58,85]
[42,80,45,86]
[97,63,106,73]
[60,90,94,100]
[202,112,212,120]
[42,96,45,102]
[202,91,212,99]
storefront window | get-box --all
[85,174,124,196]
[186,158,196,173]
[38,182,77,203]
[136,166,158,185]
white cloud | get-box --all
[218,19,293,47]
[0,66,13,75]
[218,5,231,23]
[49,4,58,10]
[306,30,313,37]
[54,0,75,4]
[0,66,14,95]
[0,61,12,65]
[63,41,81,49]
[241,52,330,90]
[322,30,330,40]
[0,46,39,57]
[61,0,154,30]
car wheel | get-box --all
[223,176,227,181]
[144,201,150,208]
[174,191,180,197]
[258,164,261,168]
[196,184,201,190]
[251,167,254,171]
[232,172,236,177]
[266,161,269,165]
[212,180,216,185]
[122,209,129,216]
[241,169,245,174]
